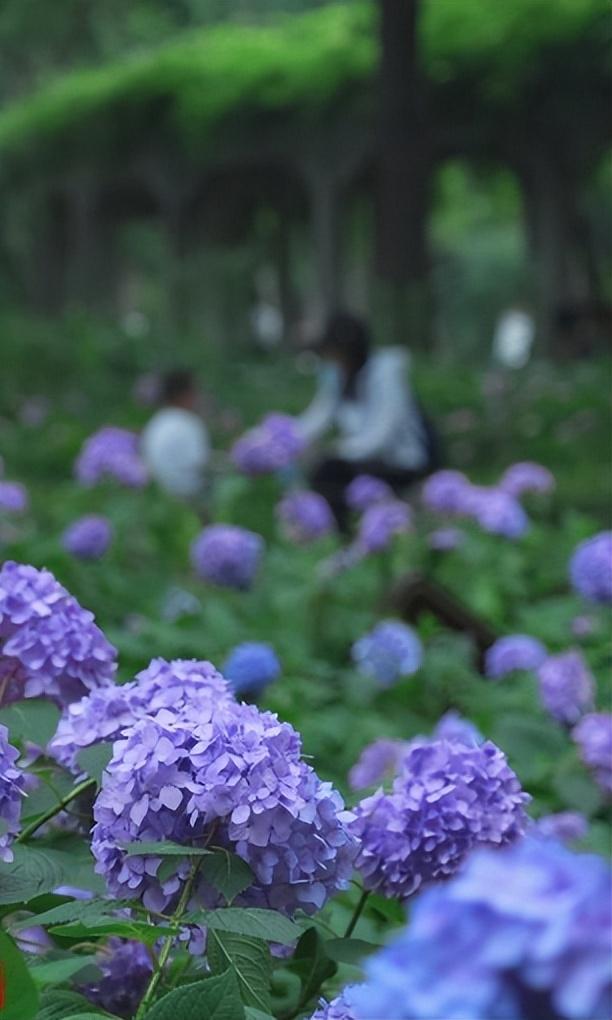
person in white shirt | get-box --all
[298,312,438,525]
[141,370,210,503]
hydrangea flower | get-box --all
[231,414,305,475]
[277,491,335,543]
[62,515,113,561]
[421,470,471,515]
[348,739,409,791]
[352,621,422,687]
[0,482,29,514]
[484,634,547,679]
[75,427,148,488]
[0,723,27,861]
[569,532,612,604]
[349,738,529,900]
[222,642,281,696]
[0,561,116,706]
[92,702,356,917]
[467,487,529,539]
[534,811,588,843]
[427,527,464,551]
[190,525,264,590]
[572,713,612,794]
[81,938,152,1018]
[350,837,612,1020]
[356,501,412,554]
[49,658,232,772]
[345,475,393,512]
[499,461,555,497]
[311,986,360,1020]
[537,650,595,725]
[433,710,482,747]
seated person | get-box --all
[141,369,210,503]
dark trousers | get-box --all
[310,456,426,531]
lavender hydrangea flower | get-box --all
[349,738,529,900]
[62,515,113,561]
[572,713,612,794]
[75,426,148,488]
[467,487,529,539]
[484,634,547,680]
[427,527,464,551]
[350,838,612,1020]
[0,723,27,861]
[537,650,595,725]
[0,561,116,706]
[231,414,305,475]
[222,642,280,696]
[421,470,471,514]
[356,501,412,554]
[499,461,555,497]
[352,621,422,687]
[81,938,152,1019]
[92,702,356,917]
[534,811,588,843]
[569,532,612,604]
[277,491,335,543]
[345,475,393,512]
[348,739,409,791]
[433,710,482,747]
[0,482,29,514]
[311,987,360,1020]
[190,524,263,590]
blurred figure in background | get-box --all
[298,312,438,526]
[492,305,535,369]
[141,370,210,505]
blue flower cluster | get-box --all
[537,650,594,725]
[277,490,335,543]
[222,642,281,696]
[190,524,264,590]
[62,514,113,561]
[0,723,27,862]
[356,501,412,553]
[352,621,422,686]
[484,634,547,679]
[572,712,612,794]
[345,475,393,512]
[499,461,555,497]
[231,413,305,475]
[81,938,152,1018]
[570,531,612,604]
[74,426,148,488]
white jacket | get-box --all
[141,408,209,498]
[298,347,427,470]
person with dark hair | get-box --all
[298,312,438,525]
[141,369,210,501]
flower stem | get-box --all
[16,776,97,843]
[343,887,370,938]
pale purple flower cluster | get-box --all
[92,701,356,917]
[466,487,529,539]
[434,710,482,747]
[311,987,360,1020]
[484,634,547,679]
[0,481,29,514]
[0,723,27,861]
[345,475,393,512]
[349,738,529,900]
[534,811,588,843]
[572,713,612,794]
[428,527,464,551]
[75,426,148,488]
[421,470,471,514]
[569,532,612,604]
[350,838,612,1020]
[499,461,555,497]
[222,642,280,696]
[356,501,412,554]
[537,650,595,725]
[62,515,113,561]
[277,491,335,543]
[352,621,422,687]
[190,525,264,590]
[231,413,305,475]
[0,561,116,706]
[81,938,152,1018]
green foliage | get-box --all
[142,970,244,1020]
[0,929,39,1019]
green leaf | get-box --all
[14,898,134,931]
[244,1011,276,1020]
[208,930,271,1012]
[49,919,173,945]
[324,937,379,965]
[0,845,68,905]
[0,929,39,1019]
[200,849,254,904]
[76,743,114,783]
[28,954,98,987]
[185,907,300,944]
[121,840,213,858]
[35,989,111,1019]
[142,970,245,1020]
[0,699,61,747]
[287,927,336,1009]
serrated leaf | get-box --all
[14,898,133,931]
[0,845,68,905]
[324,937,379,964]
[34,989,110,1020]
[76,743,114,783]
[28,954,98,987]
[121,840,213,858]
[0,699,61,747]
[200,849,254,904]
[0,929,39,1019]
[49,919,172,944]
[142,969,245,1020]
[287,927,336,1009]
[208,931,271,1011]
[185,907,300,944]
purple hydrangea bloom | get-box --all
[0,561,116,706]
[350,838,612,1020]
[537,650,595,725]
[0,723,27,861]
[81,938,152,1019]
[421,470,471,514]
[62,515,113,561]
[222,642,281,696]
[190,525,264,590]
[92,702,356,917]
[231,414,305,475]
[0,482,29,514]
[345,475,393,513]
[499,461,555,497]
[427,527,464,551]
[356,501,412,554]
[75,426,148,488]
[433,710,482,747]
[311,987,360,1020]
[349,738,529,900]
[572,713,612,794]
[534,811,588,843]
[352,621,422,687]
[277,491,335,543]
[467,487,529,539]
[484,635,547,680]
[348,739,409,791]
[569,532,612,605]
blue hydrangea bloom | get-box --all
[569,532,612,604]
[466,487,529,539]
[231,414,305,475]
[345,475,393,512]
[421,470,472,514]
[190,524,264,590]
[534,811,588,843]
[222,642,281,696]
[0,723,27,862]
[311,986,360,1020]
[356,501,412,553]
[349,837,612,1020]
[81,938,152,1018]
[485,634,547,679]
[537,650,595,725]
[433,710,482,747]
[499,461,555,497]
[352,621,422,687]
[277,491,335,543]
[572,712,612,795]
[74,426,148,488]
[0,481,29,514]
[62,514,113,561]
